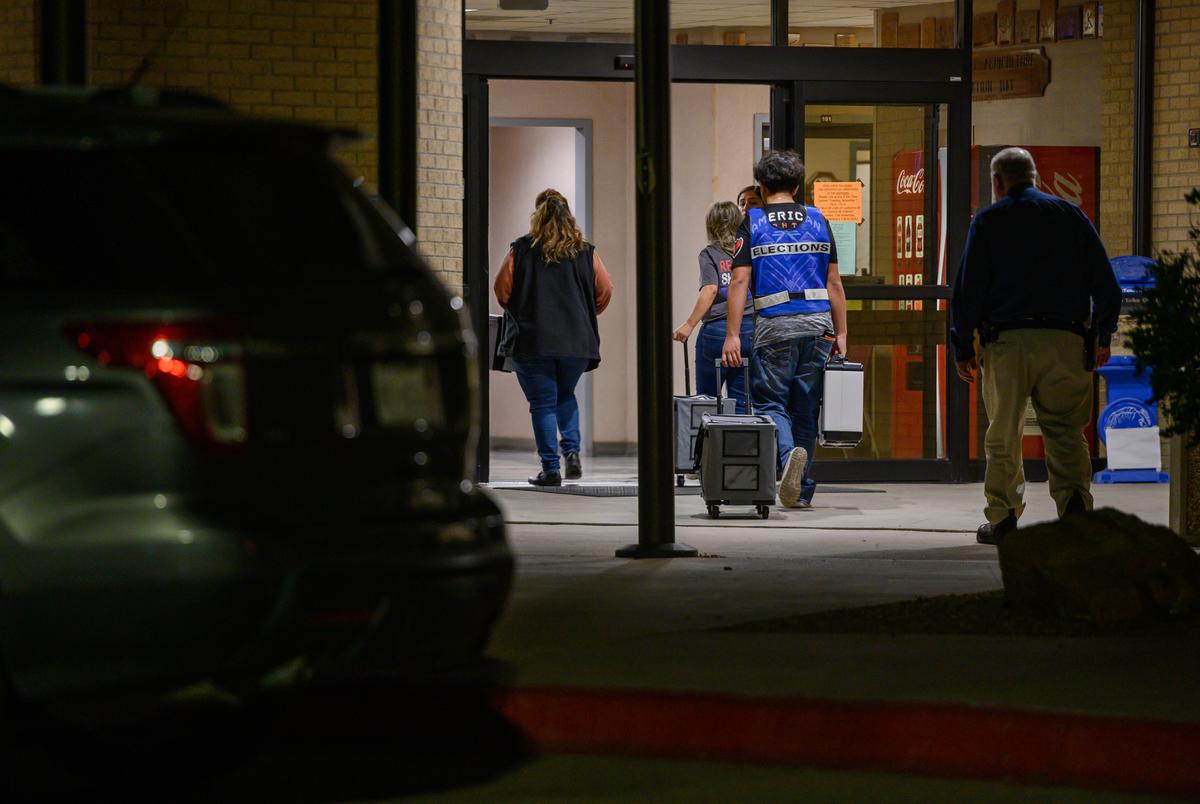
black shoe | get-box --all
[528,471,561,487]
[976,512,1017,545]
[1063,491,1087,517]
[564,453,582,480]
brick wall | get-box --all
[1153,0,1200,534]
[0,1,37,84]
[86,1,380,190]
[84,0,464,290]
[1099,0,1134,257]
[1099,0,1200,538]
[1152,0,1200,254]
[1100,0,1200,255]
[415,0,464,291]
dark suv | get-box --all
[0,87,512,704]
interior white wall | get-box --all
[712,85,771,204]
[672,85,771,402]
[670,83,719,399]
[488,125,578,441]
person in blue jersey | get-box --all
[722,150,848,509]
[672,201,755,412]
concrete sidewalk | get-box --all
[483,477,1194,723]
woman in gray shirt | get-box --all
[672,201,755,412]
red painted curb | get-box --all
[495,686,1200,798]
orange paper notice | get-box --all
[812,182,864,224]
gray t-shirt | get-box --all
[698,243,755,323]
[754,310,834,349]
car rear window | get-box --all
[0,143,394,289]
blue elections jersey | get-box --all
[732,203,837,318]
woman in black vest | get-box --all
[494,189,613,486]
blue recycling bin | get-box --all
[1111,254,1156,299]
[1094,256,1169,483]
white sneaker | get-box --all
[778,447,808,509]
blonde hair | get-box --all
[529,188,586,263]
[706,200,741,254]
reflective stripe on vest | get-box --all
[753,288,830,311]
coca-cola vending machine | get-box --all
[885,151,936,458]
[891,151,928,303]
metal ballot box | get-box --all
[819,356,863,448]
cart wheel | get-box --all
[757,505,770,519]
[676,474,685,488]
[707,504,720,519]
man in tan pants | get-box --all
[950,148,1121,545]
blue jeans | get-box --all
[696,318,755,414]
[512,356,589,473]
[751,334,834,504]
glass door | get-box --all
[802,103,954,468]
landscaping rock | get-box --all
[998,508,1200,625]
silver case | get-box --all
[819,359,864,448]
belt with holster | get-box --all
[980,316,1096,371]
[980,316,1086,342]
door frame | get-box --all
[488,117,596,460]
[465,30,976,483]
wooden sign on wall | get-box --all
[1057,5,1083,39]
[921,17,937,48]
[1082,1,1099,37]
[974,12,997,46]
[881,12,899,47]
[937,16,956,47]
[972,47,1051,101]
[997,0,1016,45]
[1017,10,1040,43]
[1040,0,1058,41]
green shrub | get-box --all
[1129,189,1200,446]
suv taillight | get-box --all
[67,322,248,450]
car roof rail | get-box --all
[89,86,233,110]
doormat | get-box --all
[489,483,886,497]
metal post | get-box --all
[1133,0,1154,257]
[39,0,86,85]
[792,81,805,176]
[948,0,973,482]
[617,0,695,558]
[770,83,790,150]
[955,0,974,50]
[464,75,491,483]
[771,0,789,47]
[378,0,418,228]
[922,104,940,459]
[769,4,794,160]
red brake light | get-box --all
[66,322,248,451]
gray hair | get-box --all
[990,147,1037,187]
